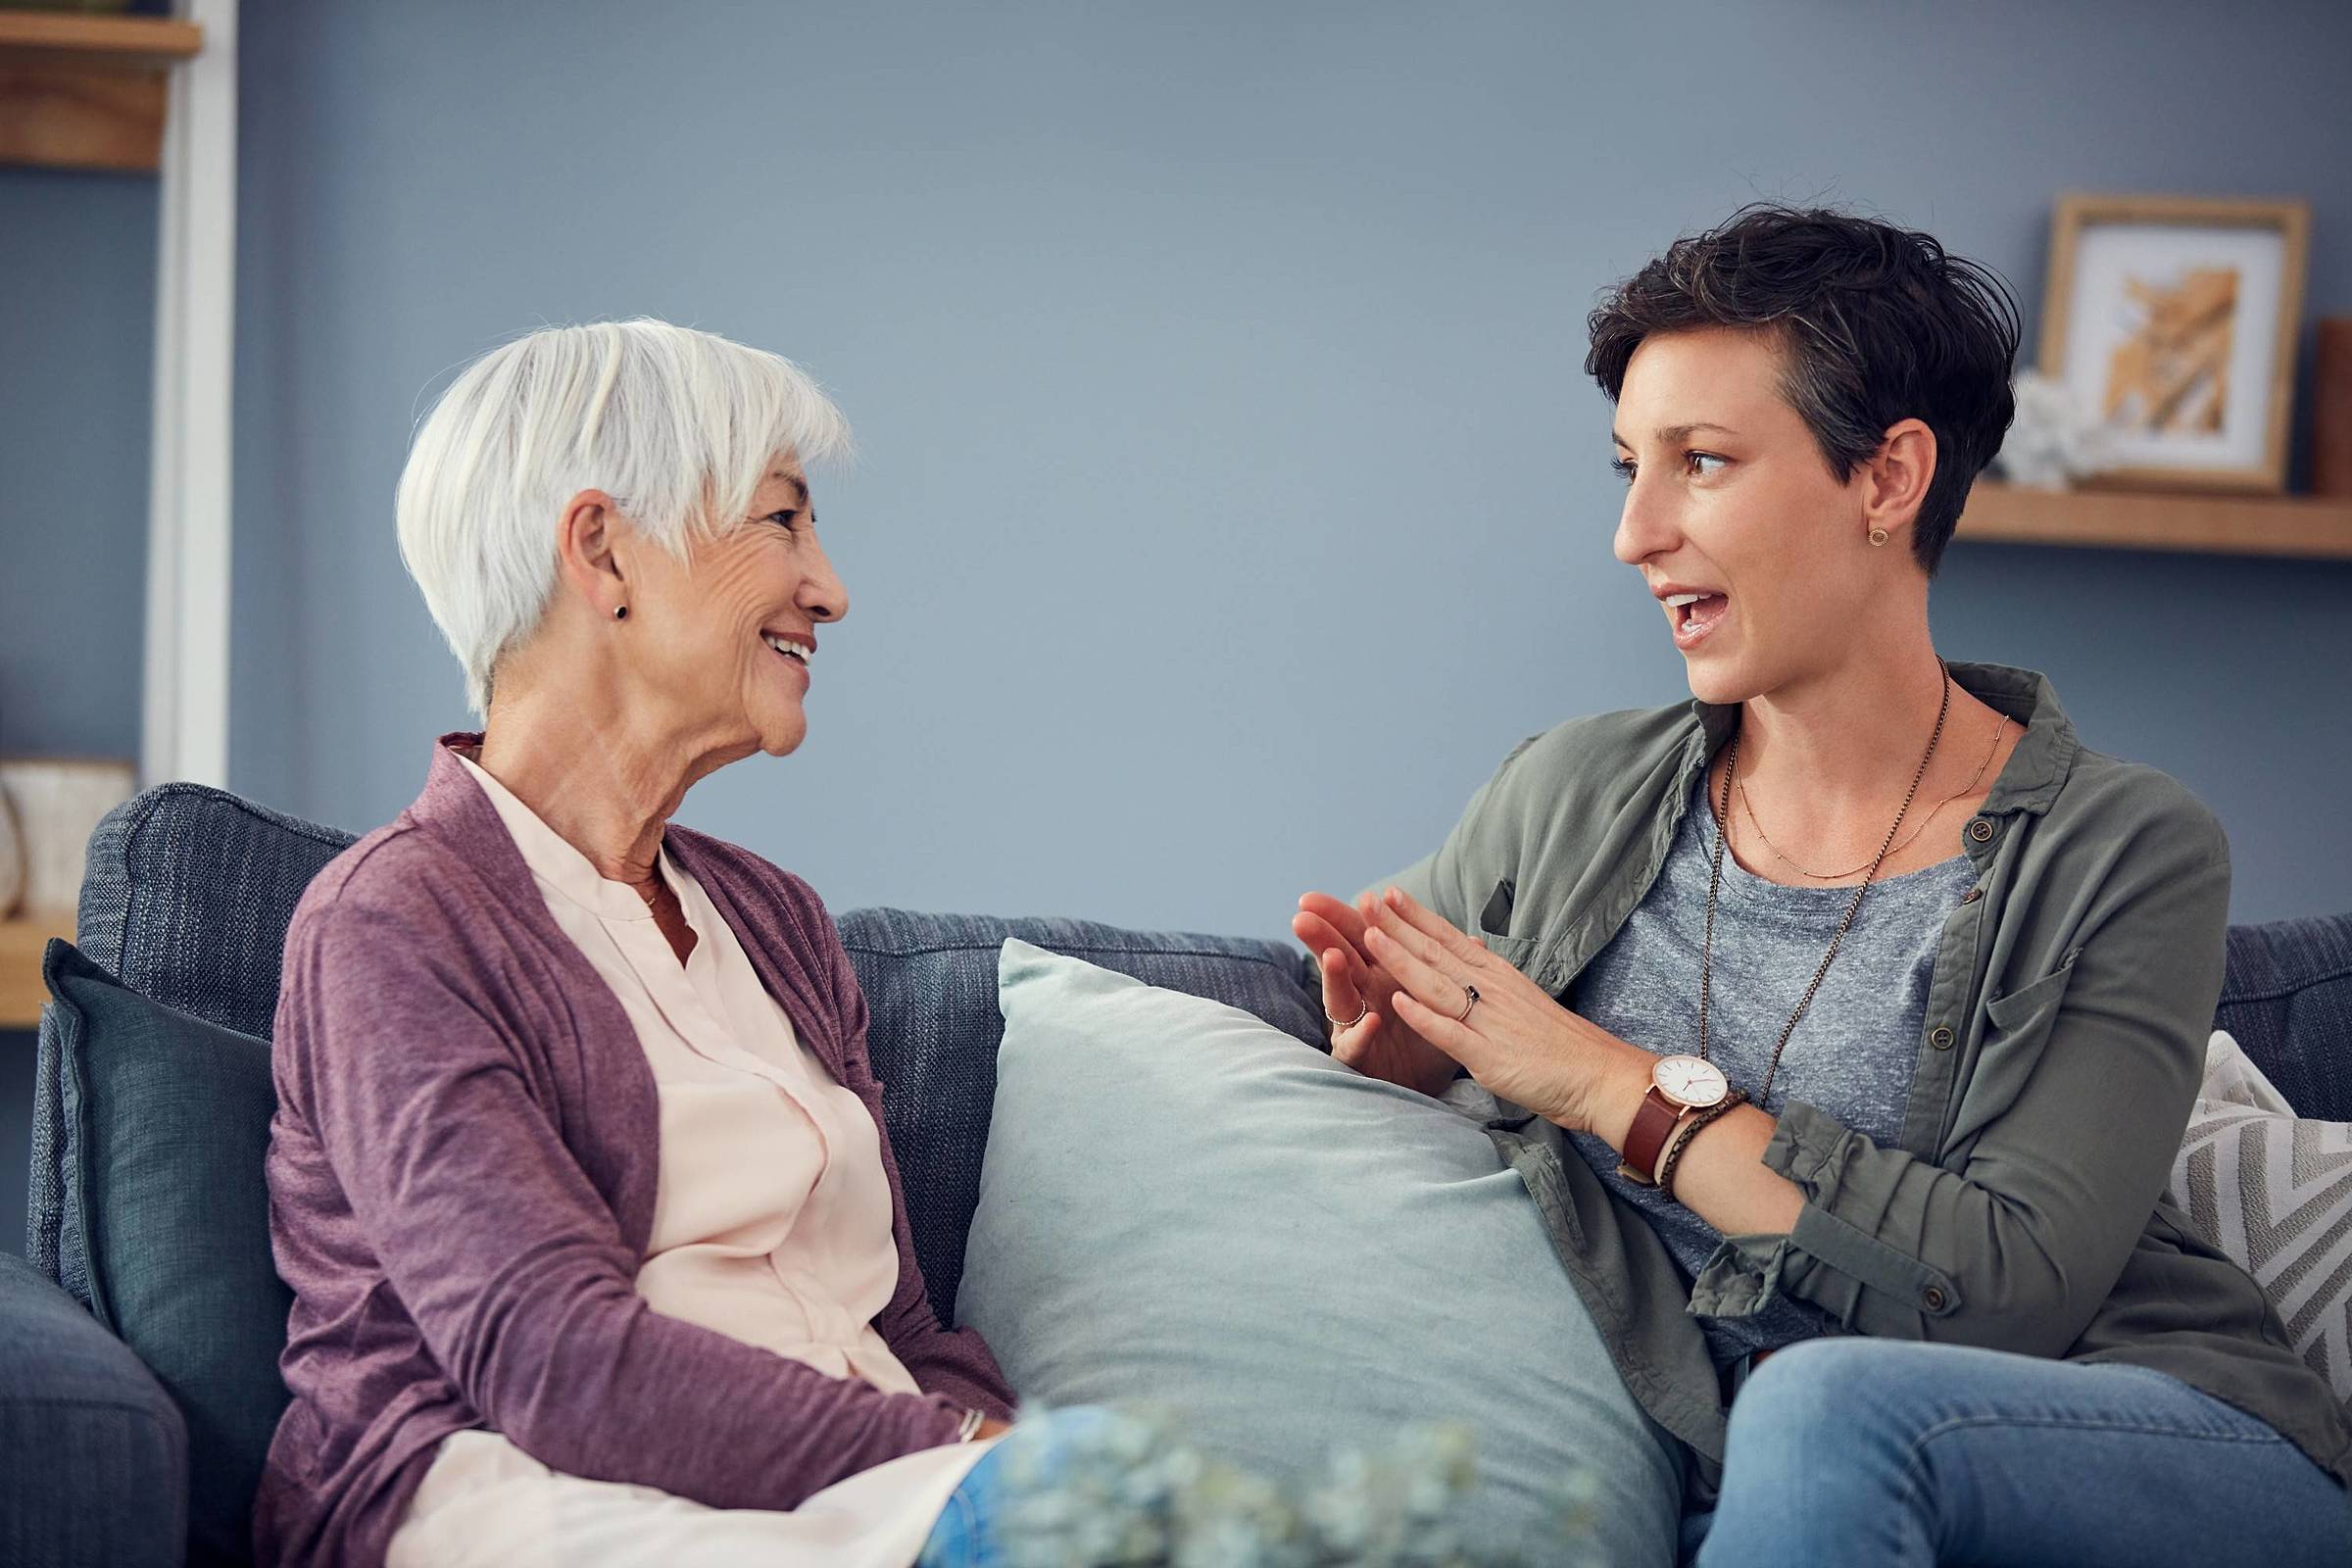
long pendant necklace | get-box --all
[1698,661,1952,1102]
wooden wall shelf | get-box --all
[0,12,202,60]
[1955,480,2352,561]
[1,913,74,1031]
[0,11,205,172]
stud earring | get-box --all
[613,605,628,619]
[1868,528,1889,547]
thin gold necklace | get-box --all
[1737,710,2008,882]
[1699,662,1951,1102]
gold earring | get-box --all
[1868,528,1888,547]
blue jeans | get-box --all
[1689,1338,2349,1567]
[916,1406,1125,1568]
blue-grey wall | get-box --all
[1,166,158,1252]
[6,0,2349,1257]
[0,167,153,760]
[227,0,2352,937]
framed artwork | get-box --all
[2039,193,2310,492]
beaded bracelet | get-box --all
[1657,1088,1749,1202]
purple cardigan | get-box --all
[254,734,1015,1568]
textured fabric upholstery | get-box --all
[2216,913,2352,1124]
[74,782,359,1037]
[838,907,1326,1319]
[31,785,354,1288]
[42,939,289,1567]
[0,1250,187,1567]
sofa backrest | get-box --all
[26,779,2352,1566]
[32,784,1328,1313]
[32,777,2352,1302]
[31,787,356,1298]
[2214,915,2352,1126]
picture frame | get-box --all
[2039,193,2310,493]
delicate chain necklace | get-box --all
[1698,661,1952,1102]
[1737,710,2008,881]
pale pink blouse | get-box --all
[383,752,995,1568]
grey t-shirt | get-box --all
[1563,769,1981,1368]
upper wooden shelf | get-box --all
[1956,480,2352,561]
[0,11,203,172]
[0,11,202,63]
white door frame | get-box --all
[141,0,239,789]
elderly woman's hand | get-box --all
[1359,886,1651,1136]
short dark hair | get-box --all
[1585,204,2021,576]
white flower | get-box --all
[1994,369,2117,489]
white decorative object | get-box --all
[1993,368,2115,489]
[0,789,22,920]
[0,760,136,919]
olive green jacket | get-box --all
[1373,661,2351,1496]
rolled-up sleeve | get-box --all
[1690,1102,1966,1323]
[1689,796,2230,1358]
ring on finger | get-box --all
[1326,998,1369,1031]
[1454,983,1480,1023]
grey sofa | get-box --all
[6,780,2348,1566]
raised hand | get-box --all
[1358,885,1648,1135]
[1292,889,1461,1100]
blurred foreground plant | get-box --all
[989,1404,1601,1568]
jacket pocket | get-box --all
[1476,879,1540,968]
[1984,949,2080,1038]
[1945,952,2083,1152]
[1480,931,1539,965]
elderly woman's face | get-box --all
[627,463,846,759]
[1608,326,1885,700]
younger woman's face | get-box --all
[1608,326,1901,705]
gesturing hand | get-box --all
[1292,890,1460,1100]
[1357,885,1647,1136]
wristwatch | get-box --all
[1617,1054,1732,1187]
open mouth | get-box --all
[1665,592,1730,647]
[760,632,811,669]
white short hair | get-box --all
[396,318,851,718]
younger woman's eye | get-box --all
[1609,456,1637,484]
[1685,452,1728,476]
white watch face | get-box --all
[1653,1054,1729,1108]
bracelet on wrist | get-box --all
[1657,1089,1748,1201]
[956,1407,987,1443]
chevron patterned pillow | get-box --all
[2169,1030,2352,1406]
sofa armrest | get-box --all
[0,1250,188,1567]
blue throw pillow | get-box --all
[42,938,290,1568]
[960,940,1685,1568]
[837,907,1326,1321]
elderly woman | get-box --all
[1297,206,2351,1565]
[256,320,1094,1568]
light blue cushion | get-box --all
[960,941,1685,1568]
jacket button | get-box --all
[1923,1285,1948,1311]
[1959,886,1984,905]
[1967,818,1995,843]
[1930,1026,1954,1050]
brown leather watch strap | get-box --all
[1617,1087,1685,1186]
